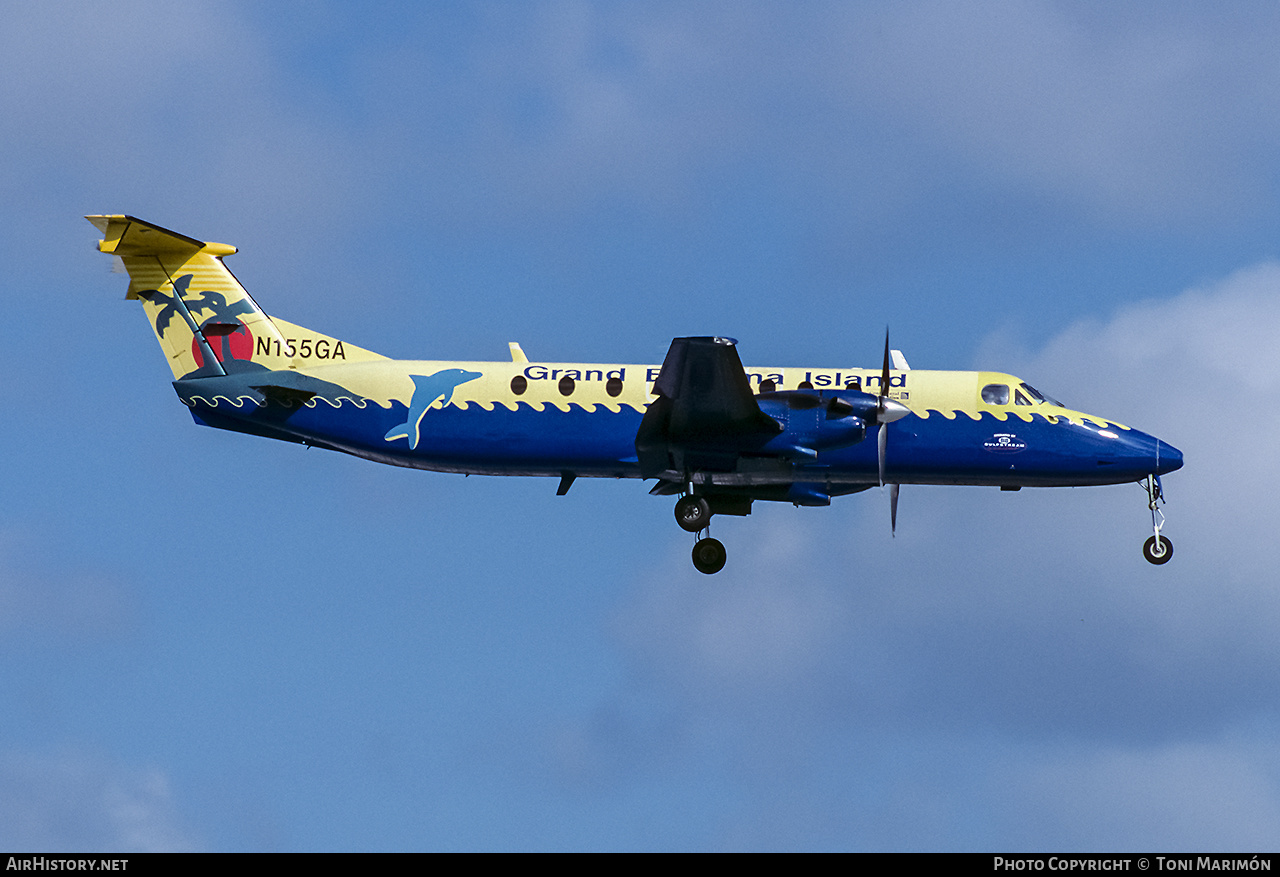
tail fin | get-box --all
[87,215,383,379]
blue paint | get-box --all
[382,369,483,450]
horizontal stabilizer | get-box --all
[87,215,236,258]
[252,384,318,406]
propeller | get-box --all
[875,329,910,535]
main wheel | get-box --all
[1143,535,1173,565]
[692,537,727,574]
[675,495,711,532]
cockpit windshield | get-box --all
[1019,382,1064,408]
[982,381,1066,408]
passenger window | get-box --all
[981,384,1009,405]
[759,379,777,393]
[606,377,623,397]
[510,375,527,395]
[558,376,575,396]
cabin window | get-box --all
[558,375,575,396]
[798,380,813,390]
[981,384,1009,405]
[510,375,527,395]
[606,377,623,397]
[759,378,777,393]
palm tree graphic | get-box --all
[138,274,256,364]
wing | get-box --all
[635,337,782,478]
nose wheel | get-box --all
[1143,534,1173,565]
[1141,475,1173,565]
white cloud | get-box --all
[983,261,1280,607]
[836,1,1280,223]
[360,2,1280,226]
[18,1,1280,261]
[584,259,1280,848]
[0,751,198,852]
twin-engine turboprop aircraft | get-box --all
[87,215,1183,574]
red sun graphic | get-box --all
[193,321,255,367]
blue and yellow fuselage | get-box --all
[176,356,1182,495]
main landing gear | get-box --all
[674,492,726,574]
[1141,474,1173,565]
[674,494,711,533]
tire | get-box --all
[692,537,727,574]
[1143,535,1173,565]
[675,495,711,532]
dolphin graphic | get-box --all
[384,369,483,450]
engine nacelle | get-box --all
[756,389,877,458]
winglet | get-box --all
[890,349,910,371]
[509,342,528,363]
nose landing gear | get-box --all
[1141,474,1173,565]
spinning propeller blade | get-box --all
[876,329,909,534]
[878,416,888,486]
[878,331,889,485]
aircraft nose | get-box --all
[1155,439,1183,476]
[1098,428,1182,480]
[1121,430,1182,478]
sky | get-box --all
[2,0,1279,852]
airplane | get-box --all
[87,215,1184,574]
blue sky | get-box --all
[3,0,1280,851]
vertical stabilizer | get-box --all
[87,215,383,379]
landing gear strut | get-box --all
[1141,474,1173,565]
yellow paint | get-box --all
[91,214,1130,431]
